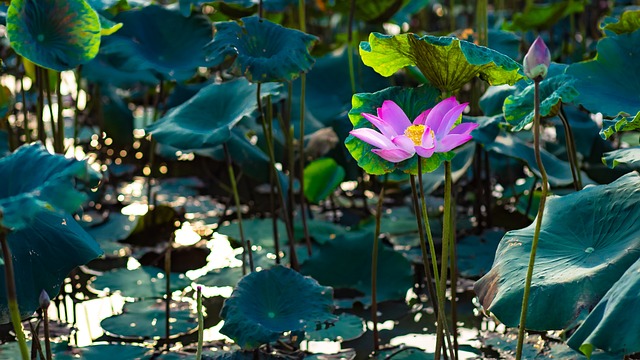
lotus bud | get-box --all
[39,289,50,310]
[523,36,551,80]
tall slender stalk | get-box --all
[55,72,64,154]
[164,237,172,351]
[558,106,582,190]
[35,67,46,144]
[196,286,204,360]
[223,143,247,275]
[73,66,82,152]
[371,175,387,352]
[19,74,31,144]
[147,80,163,208]
[0,221,29,360]
[515,80,549,360]
[347,0,357,93]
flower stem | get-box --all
[43,304,52,360]
[371,175,386,353]
[0,223,29,360]
[558,105,582,190]
[224,142,247,275]
[347,0,357,93]
[515,79,549,360]
[165,236,172,351]
[196,286,204,360]
[73,66,82,153]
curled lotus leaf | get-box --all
[7,0,101,71]
[220,265,335,349]
[600,10,640,35]
[359,32,524,93]
[474,172,640,330]
[206,16,318,83]
[345,85,455,176]
[601,146,640,170]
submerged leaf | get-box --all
[474,172,640,330]
[220,265,335,349]
[359,33,524,93]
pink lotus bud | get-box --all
[523,36,551,80]
[39,289,50,309]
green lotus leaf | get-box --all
[300,231,413,306]
[346,85,455,176]
[82,52,158,88]
[504,0,586,31]
[303,158,345,204]
[6,0,101,71]
[567,29,640,139]
[83,212,137,257]
[0,143,100,230]
[602,146,640,170]
[220,265,335,349]
[146,79,281,150]
[97,14,122,36]
[218,218,287,249]
[548,342,621,360]
[100,5,213,81]
[474,172,640,330]
[330,0,404,23]
[504,74,579,131]
[305,313,365,342]
[600,10,640,35]
[52,343,153,360]
[567,257,640,357]
[206,16,318,83]
[600,112,640,140]
[359,33,524,93]
[457,230,505,278]
[101,299,197,339]
[193,266,244,288]
[90,266,192,298]
[480,86,516,117]
[391,0,429,24]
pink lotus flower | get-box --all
[349,98,477,163]
[523,36,550,80]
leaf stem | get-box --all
[557,105,582,190]
[371,175,387,352]
[224,142,248,275]
[515,79,549,360]
[347,0,356,93]
[196,286,203,360]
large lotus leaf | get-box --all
[0,143,99,230]
[206,16,317,83]
[484,133,590,187]
[101,299,197,339]
[303,158,345,204]
[599,112,640,140]
[474,172,640,330]
[600,10,640,35]
[602,146,640,170]
[193,266,244,288]
[504,0,586,31]
[300,231,413,306]
[359,33,524,93]
[6,0,101,71]
[0,211,102,323]
[330,0,403,22]
[100,5,212,81]
[345,85,455,176]
[504,74,579,131]
[548,343,621,360]
[567,29,640,138]
[305,313,365,342]
[567,257,640,357]
[50,343,153,360]
[220,265,335,349]
[90,266,192,298]
[82,52,158,88]
[146,79,281,150]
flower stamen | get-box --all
[404,125,426,145]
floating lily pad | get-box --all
[206,16,317,83]
[6,0,101,71]
[100,5,213,81]
[220,265,335,349]
[218,218,287,249]
[567,257,640,357]
[602,146,640,170]
[457,230,505,278]
[52,343,153,360]
[300,231,414,306]
[504,74,579,131]
[359,33,524,93]
[193,266,244,288]
[474,172,640,330]
[375,347,434,360]
[345,85,454,176]
[303,158,345,204]
[83,212,138,256]
[305,313,365,342]
[147,79,281,150]
[90,266,191,298]
[293,219,346,245]
[600,10,640,35]
[567,29,640,139]
[101,299,197,339]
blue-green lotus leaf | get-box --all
[567,257,640,357]
[52,343,153,360]
[504,0,586,31]
[602,146,640,170]
[600,112,640,140]
[90,266,191,298]
[548,342,621,360]
[146,79,281,150]
[480,86,516,117]
[305,313,365,342]
[0,143,99,230]
[83,52,158,88]
[567,29,640,139]
[301,231,413,306]
[474,172,640,330]
[194,266,244,288]
[220,265,335,349]
[101,299,197,339]
[600,10,640,35]
[7,0,101,71]
[359,33,524,93]
[218,217,286,249]
[0,211,102,323]
[206,16,318,83]
[83,212,137,257]
[303,158,345,204]
[345,85,454,176]
[100,5,213,81]
[504,74,579,131]
[391,0,429,24]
